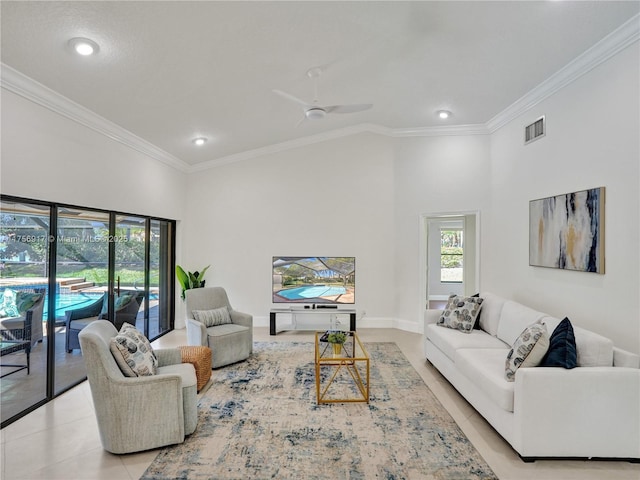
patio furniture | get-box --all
[0,291,45,377]
[185,287,253,368]
[65,290,144,353]
[78,320,198,454]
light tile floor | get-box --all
[1,327,638,480]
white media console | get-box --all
[269,307,357,335]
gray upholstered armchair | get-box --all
[185,287,253,368]
[78,320,197,454]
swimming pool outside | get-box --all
[276,285,347,301]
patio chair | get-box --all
[78,320,197,453]
[65,290,144,353]
[0,292,45,376]
[185,287,253,368]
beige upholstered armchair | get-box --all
[78,320,197,454]
[185,287,253,368]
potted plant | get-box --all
[176,265,210,299]
[326,330,347,357]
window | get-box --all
[440,229,463,283]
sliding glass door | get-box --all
[0,200,50,423]
[1,195,175,427]
[149,219,173,338]
[55,207,110,394]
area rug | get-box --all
[141,342,497,480]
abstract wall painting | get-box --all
[529,187,605,274]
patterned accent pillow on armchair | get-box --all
[192,306,233,327]
[110,323,158,377]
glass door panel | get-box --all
[1,200,50,425]
[55,208,110,394]
[114,215,146,332]
[149,219,173,339]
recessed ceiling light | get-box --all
[193,137,208,146]
[68,37,99,56]
[437,110,452,119]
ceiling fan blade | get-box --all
[324,104,373,114]
[272,89,310,107]
[295,115,307,128]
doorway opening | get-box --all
[421,212,479,311]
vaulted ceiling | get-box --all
[2,1,638,170]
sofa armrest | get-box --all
[613,347,640,368]
[154,347,182,367]
[185,318,207,346]
[513,367,640,459]
[424,309,442,327]
[231,310,253,329]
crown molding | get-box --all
[486,13,640,133]
[189,123,489,172]
[1,63,191,172]
[392,124,489,137]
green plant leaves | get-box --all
[176,264,210,299]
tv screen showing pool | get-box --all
[272,257,355,304]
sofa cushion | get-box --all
[110,324,158,377]
[496,301,547,346]
[437,295,484,333]
[456,348,516,412]
[505,322,549,382]
[543,316,614,367]
[540,317,577,368]
[477,292,507,336]
[193,306,232,327]
[425,323,508,362]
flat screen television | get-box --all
[272,256,355,305]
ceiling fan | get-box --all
[273,67,373,125]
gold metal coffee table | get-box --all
[314,331,369,404]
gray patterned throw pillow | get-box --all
[437,295,484,333]
[192,306,232,327]
[110,323,158,377]
[505,322,549,382]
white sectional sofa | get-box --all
[424,292,640,461]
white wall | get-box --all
[181,132,396,328]
[392,135,492,330]
[485,43,639,353]
[1,90,187,221]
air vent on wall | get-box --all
[525,116,545,145]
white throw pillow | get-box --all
[437,295,484,333]
[505,322,549,382]
[110,324,158,377]
[192,306,232,327]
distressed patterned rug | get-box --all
[141,342,497,480]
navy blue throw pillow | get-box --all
[540,317,577,368]
[472,293,482,329]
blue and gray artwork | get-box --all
[529,187,604,273]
